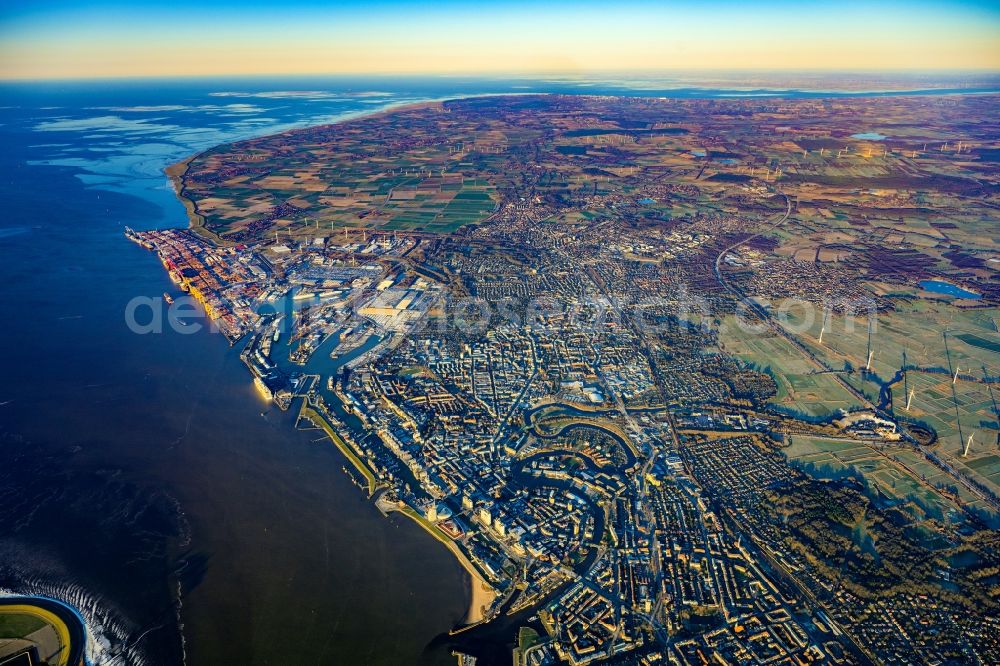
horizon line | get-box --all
[3,67,1000,84]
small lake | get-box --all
[851,132,888,140]
[919,279,982,300]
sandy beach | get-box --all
[375,494,498,625]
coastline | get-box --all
[298,402,380,496]
[164,157,228,247]
[377,499,498,626]
[164,97,451,243]
[7,76,999,666]
[303,399,498,625]
[164,93,544,244]
[162,96,500,632]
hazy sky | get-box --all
[1,0,999,79]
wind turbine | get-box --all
[963,433,974,457]
[865,318,875,371]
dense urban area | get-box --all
[129,94,1000,666]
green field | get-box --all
[0,612,46,638]
[891,371,997,442]
[783,435,966,523]
[955,332,1000,354]
[718,315,862,418]
[782,300,1000,384]
[178,106,505,241]
[891,448,996,517]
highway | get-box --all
[713,192,1000,515]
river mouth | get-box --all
[0,81,471,666]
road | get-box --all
[715,191,1000,512]
[713,192,880,409]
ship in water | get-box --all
[254,376,274,401]
[163,292,174,305]
[123,226,153,249]
[167,269,186,289]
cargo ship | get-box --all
[254,376,274,401]
[123,226,153,249]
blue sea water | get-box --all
[1,74,999,665]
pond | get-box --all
[919,279,982,300]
